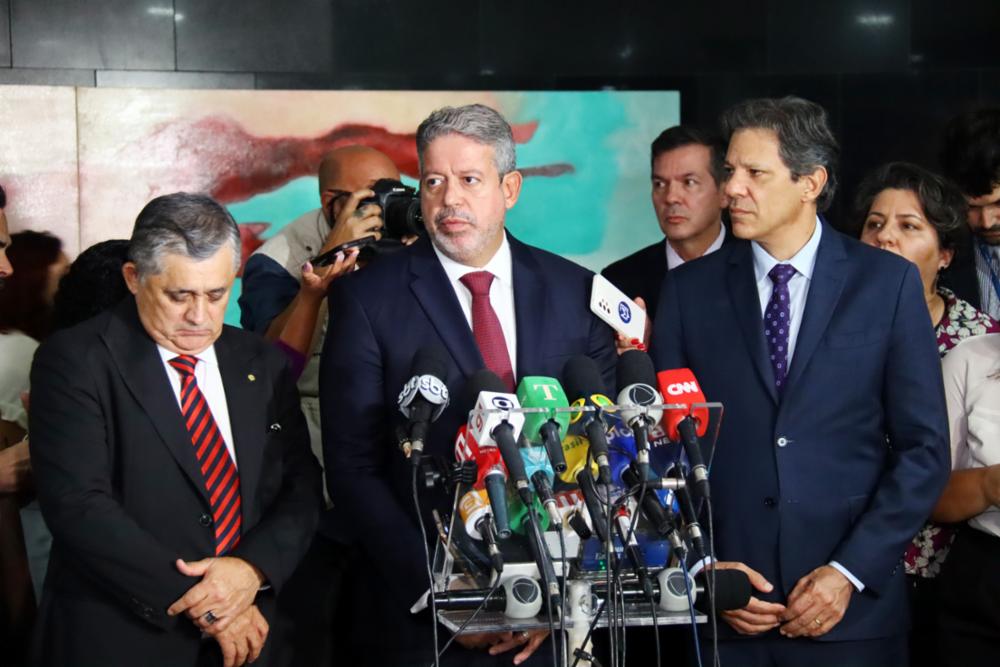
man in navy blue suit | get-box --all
[651,97,950,666]
[320,104,616,666]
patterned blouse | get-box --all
[904,287,1000,578]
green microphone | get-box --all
[516,376,570,473]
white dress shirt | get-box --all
[665,222,727,270]
[157,344,238,468]
[942,333,1000,539]
[432,237,518,377]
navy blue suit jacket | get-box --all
[320,234,615,657]
[651,223,950,641]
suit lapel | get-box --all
[510,235,546,377]
[408,238,483,376]
[783,224,847,395]
[102,300,210,506]
[726,242,780,405]
[214,331,263,526]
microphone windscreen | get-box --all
[694,568,753,613]
[411,344,449,380]
[615,349,657,394]
[461,369,508,412]
[562,356,605,402]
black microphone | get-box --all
[667,464,706,560]
[563,356,613,485]
[615,350,664,477]
[591,567,751,613]
[693,568,752,614]
[575,464,610,544]
[396,345,450,465]
[434,575,544,619]
[620,462,687,560]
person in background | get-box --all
[939,108,1000,316]
[0,184,13,284]
[239,145,400,667]
[602,125,730,352]
[856,161,1000,667]
[932,332,1000,666]
[50,239,131,331]
[0,230,68,667]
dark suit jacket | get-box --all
[651,223,950,642]
[28,299,322,667]
[601,226,734,322]
[320,234,616,660]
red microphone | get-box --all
[454,424,511,537]
[656,368,710,500]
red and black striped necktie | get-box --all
[168,354,242,555]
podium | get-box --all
[429,401,723,666]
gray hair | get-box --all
[416,104,517,178]
[128,192,241,278]
[721,96,840,212]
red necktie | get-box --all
[459,271,515,391]
[169,355,242,555]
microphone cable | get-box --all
[681,557,705,667]
[429,577,503,664]
[525,506,559,667]
[413,464,441,667]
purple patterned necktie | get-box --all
[764,264,797,393]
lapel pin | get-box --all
[247,373,256,382]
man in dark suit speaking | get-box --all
[320,104,616,666]
[29,193,322,666]
[651,98,950,666]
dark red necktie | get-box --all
[459,271,515,391]
[169,355,242,555]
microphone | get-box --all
[666,464,706,560]
[519,445,561,528]
[396,345,450,465]
[613,504,655,601]
[557,434,598,486]
[563,356,614,485]
[434,575,543,619]
[620,462,686,559]
[657,368,710,500]
[465,370,531,505]
[458,488,504,573]
[591,567,751,613]
[454,421,510,538]
[616,350,664,477]
[575,461,611,544]
[516,377,570,473]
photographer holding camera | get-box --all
[239,144,410,667]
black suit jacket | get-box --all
[320,234,616,661]
[601,226,734,322]
[29,299,322,667]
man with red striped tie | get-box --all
[29,193,322,667]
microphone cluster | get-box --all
[397,344,739,622]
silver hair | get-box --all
[721,96,840,212]
[416,104,517,177]
[128,192,241,278]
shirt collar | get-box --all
[665,222,726,270]
[433,234,514,288]
[156,342,219,369]
[752,216,823,283]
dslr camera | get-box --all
[358,178,425,240]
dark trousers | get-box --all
[937,526,1000,667]
[702,633,907,667]
[270,533,351,667]
[907,574,945,667]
